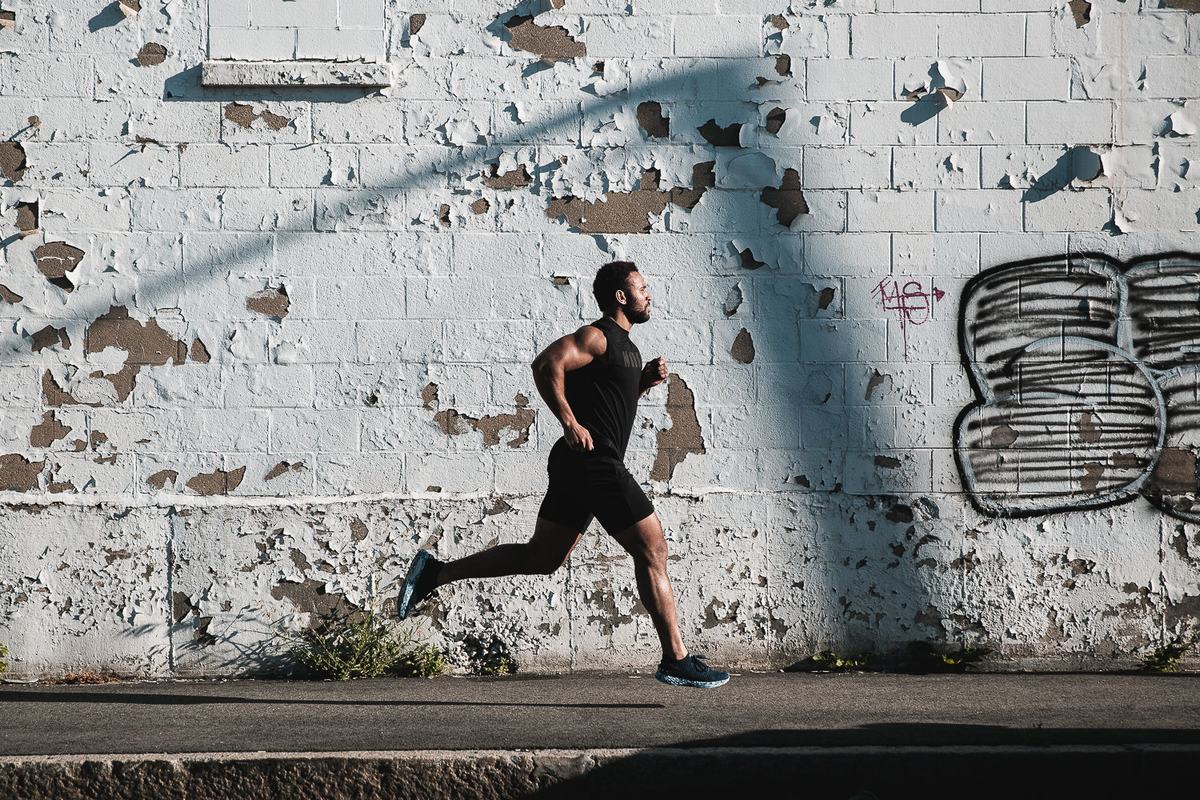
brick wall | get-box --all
[1,0,1198,677]
[209,0,386,61]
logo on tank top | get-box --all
[615,351,641,368]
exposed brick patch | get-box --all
[246,285,290,319]
[30,411,71,448]
[33,242,85,292]
[651,374,705,482]
[136,43,168,67]
[760,168,809,226]
[636,101,669,138]
[502,15,585,64]
[545,162,714,233]
[0,141,26,182]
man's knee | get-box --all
[529,555,564,575]
[613,513,668,569]
[641,539,668,571]
[526,517,584,575]
[524,544,568,575]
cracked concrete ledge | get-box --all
[201,61,392,87]
[4,487,1193,678]
[1,746,1195,798]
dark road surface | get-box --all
[2,671,1197,755]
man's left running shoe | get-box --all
[396,549,443,620]
[655,653,730,688]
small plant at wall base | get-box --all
[905,641,992,673]
[1141,634,1195,673]
[44,670,124,685]
[784,649,873,673]
[391,643,446,678]
[937,645,992,672]
[284,610,445,680]
[0,641,7,676]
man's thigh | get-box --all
[607,509,664,564]
[537,451,596,532]
[593,460,656,540]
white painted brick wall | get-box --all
[673,15,762,58]
[808,59,894,101]
[584,14,673,58]
[1025,100,1113,144]
[209,0,251,28]
[338,0,385,29]
[180,144,271,187]
[982,56,1071,100]
[805,146,891,189]
[295,28,386,61]
[938,13,1025,58]
[249,0,336,29]
[936,188,1024,231]
[848,190,937,231]
[851,15,937,58]
[0,1,1198,680]
[209,0,385,61]
[209,26,296,60]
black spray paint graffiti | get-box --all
[955,251,1200,521]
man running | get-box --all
[396,260,730,688]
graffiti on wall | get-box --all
[873,278,945,356]
[955,251,1200,521]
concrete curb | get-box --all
[2,746,1197,798]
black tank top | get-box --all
[558,317,642,460]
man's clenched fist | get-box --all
[641,357,667,392]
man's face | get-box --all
[618,272,652,323]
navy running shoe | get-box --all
[396,550,442,620]
[655,653,730,688]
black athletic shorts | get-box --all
[537,438,655,535]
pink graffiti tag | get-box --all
[872,278,945,356]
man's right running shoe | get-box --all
[396,549,443,620]
[655,653,730,688]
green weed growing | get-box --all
[391,643,447,679]
[786,649,872,672]
[906,641,992,673]
[936,645,992,671]
[284,609,445,680]
[1141,634,1194,674]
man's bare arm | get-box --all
[532,327,606,452]
[530,326,606,428]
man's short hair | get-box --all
[593,261,639,313]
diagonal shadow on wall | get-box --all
[0,9,942,674]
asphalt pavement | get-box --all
[2,670,1198,755]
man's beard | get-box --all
[628,303,650,323]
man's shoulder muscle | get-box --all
[574,323,607,357]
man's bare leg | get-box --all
[609,511,687,662]
[434,516,584,587]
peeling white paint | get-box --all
[0,1,1197,679]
